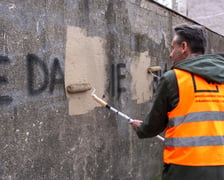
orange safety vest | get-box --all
[164,69,224,166]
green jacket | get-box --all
[136,54,224,138]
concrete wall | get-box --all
[1,0,224,180]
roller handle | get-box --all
[92,94,107,107]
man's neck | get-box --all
[186,53,203,59]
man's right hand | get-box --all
[129,120,143,131]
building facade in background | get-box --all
[154,0,224,36]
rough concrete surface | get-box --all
[0,0,224,180]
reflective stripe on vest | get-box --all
[165,136,224,147]
[164,69,224,166]
[168,111,224,127]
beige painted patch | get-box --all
[65,26,107,115]
[130,52,153,104]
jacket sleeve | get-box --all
[136,70,178,138]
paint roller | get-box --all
[147,66,161,78]
[66,83,92,93]
[91,88,165,142]
[147,66,161,73]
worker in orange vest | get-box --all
[130,24,224,180]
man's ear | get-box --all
[181,41,188,53]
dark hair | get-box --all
[174,24,207,54]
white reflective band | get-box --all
[165,136,224,147]
[168,111,224,127]
[110,107,132,121]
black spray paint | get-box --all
[0,55,12,105]
[26,54,64,95]
[27,54,49,95]
[0,54,65,105]
[111,63,126,98]
[0,53,166,106]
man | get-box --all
[130,24,224,180]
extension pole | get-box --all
[91,89,164,142]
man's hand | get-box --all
[129,120,143,131]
